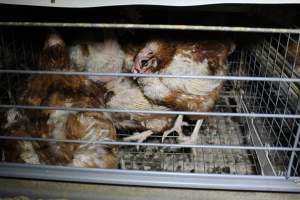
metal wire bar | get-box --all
[1,22,300,34]
[0,104,300,118]
[250,41,282,120]
[2,162,297,179]
[242,33,300,177]
[123,115,257,175]
[1,69,300,82]
[241,93,276,176]
[286,124,300,178]
[0,26,299,181]
[257,39,273,114]
[253,40,271,113]
[272,34,291,148]
[1,136,300,151]
[1,162,300,192]
[293,155,300,176]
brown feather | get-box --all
[164,84,223,120]
[134,39,235,122]
[154,40,177,71]
[3,31,118,168]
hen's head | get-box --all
[132,41,159,74]
[44,32,65,49]
[132,40,175,74]
[39,32,69,71]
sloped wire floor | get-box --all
[118,84,260,175]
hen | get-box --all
[104,77,177,143]
[132,39,235,148]
[69,30,125,83]
[38,31,167,144]
[103,36,183,143]
[68,7,143,83]
[2,32,118,168]
[68,29,175,143]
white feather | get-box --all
[161,52,223,96]
[19,141,40,164]
[105,77,169,111]
[5,108,23,128]
[69,39,125,83]
[47,103,75,140]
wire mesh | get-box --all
[0,25,299,179]
[239,32,300,177]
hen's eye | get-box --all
[141,60,148,67]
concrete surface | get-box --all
[1,178,300,200]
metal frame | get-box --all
[1,22,300,33]
[1,22,300,192]
[0,0,300,8]
[1,135,299,151]
[0,163,300,192]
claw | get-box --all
[123,130,154,151]
[162,115,189,143]
[123,130,154,143]
[177,119,203,157]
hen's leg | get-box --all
[177,119,203,156]
[123,130,154,143]
[162,115,189,143]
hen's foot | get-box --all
[177,119,203,157]
[162,115,189,143]
[123,130,154,143]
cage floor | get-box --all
[0,80,260,175]
[0,49,291,176]
[118,85,260,175]
[119,116,258,175]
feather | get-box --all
[133,39,235,115]
[132,39,235,146]
[69,30,125,83]
[2,31,118,168]
[104,77,175,134]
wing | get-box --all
[137,41,235,114]
[105,77,174,132]
[69,33,125,83]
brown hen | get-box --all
[2,32,118,168]
[132,39,235,151]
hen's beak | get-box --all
[132,67,140,74]
[132,59,142,73]
[132,59,142,80]
[132,65,139,80]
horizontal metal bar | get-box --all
[1,0,300,8]
[1,69,300,82]
[0,163,299,192]
[1,135,300,151]
[1,179,299,200]
[0,163,291,180]
[1,104,300,118]
[287,124,300,178]
[3,69,300,82]
[0,22,300,34]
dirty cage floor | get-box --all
[118,84,260,175]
